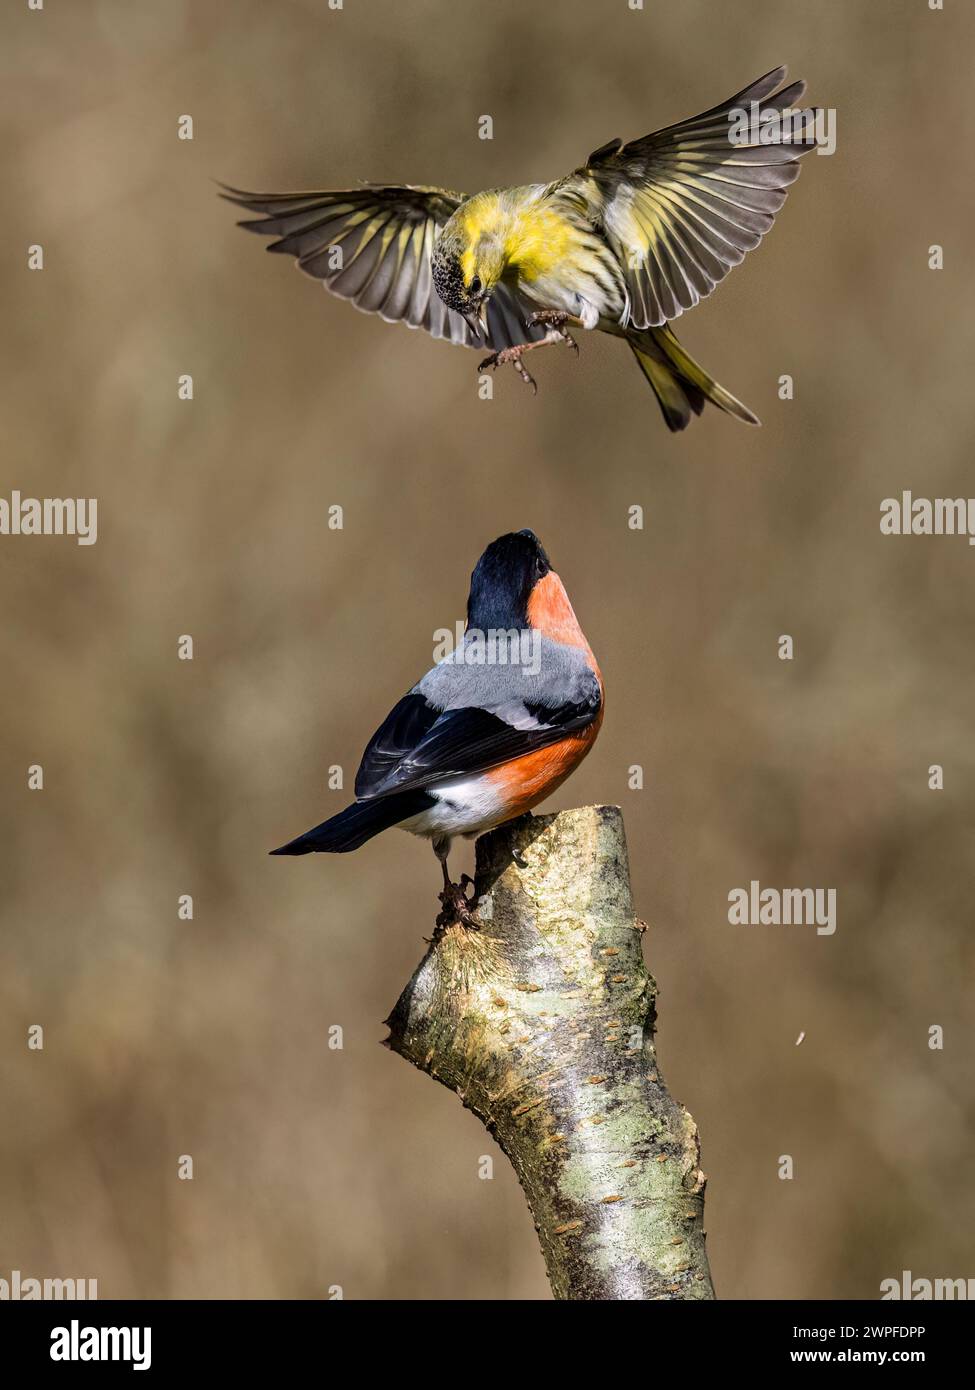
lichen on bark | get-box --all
[384,804,715,1301]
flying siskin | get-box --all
[224,67,819,431]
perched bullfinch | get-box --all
[223,67,819,431]
[271,530,603,927]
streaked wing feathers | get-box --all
[584,67,819,327]
[222,182,538,350]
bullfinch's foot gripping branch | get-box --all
[435,864,480,933]
[270,530,604,928]
[224,66,819,432]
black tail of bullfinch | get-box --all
[270,788,435,855]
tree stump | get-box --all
[384,805,715,1300]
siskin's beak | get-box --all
[463,301,490,341]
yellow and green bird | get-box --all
[224,67,818,431]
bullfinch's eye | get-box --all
[470,275,482,296]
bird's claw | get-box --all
[527,309,568,329]
[477,315,580,393]
[479,347,538,394]
[436,876,481,931]
[527,310,579,355]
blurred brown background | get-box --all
[2,0,973,1300]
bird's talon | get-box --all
[527,309,569,331]
[510,355,536,392]
[436,879,482,932]
[477,346,539,393]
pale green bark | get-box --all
[384,805,715,1300]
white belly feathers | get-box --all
[397,773,510,841]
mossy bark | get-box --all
[384,805,715,1301]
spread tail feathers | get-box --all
[270,788,435,855]
[627,324,760,432]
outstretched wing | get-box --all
[354,643,602,801]
[222,182,537,350]
[580,67,819,328]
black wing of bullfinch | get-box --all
[270,636,601,855]
[354,636,602,799]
